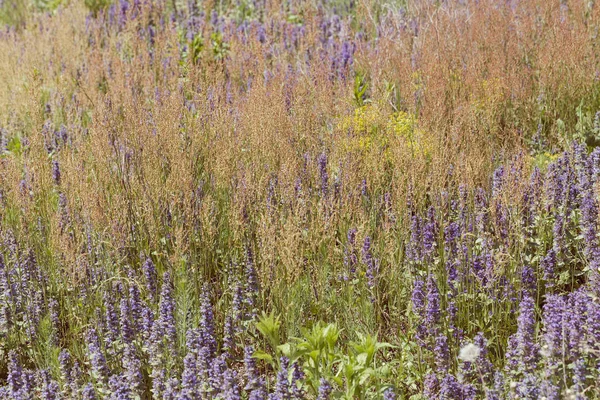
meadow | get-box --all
[1,0,600,398]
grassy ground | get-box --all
[1,0,600,398]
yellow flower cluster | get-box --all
[338,105,432,159]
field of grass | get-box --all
[1,0,600,398]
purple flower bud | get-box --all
[158,272,177,353]
[317,378,332,400]
[362,236,377,291]
[86,328,108,384]
[423,373,439,398]
[434,334,450,373]
[143,258,157,302]
[123,344,143,394]
[383,388,396,400]
[108,373,131,399]
[270,357,290,400]
[52,160,61,185]
[200,283,217,355]
[181,352,198,398]
[7,351,23,396]
[425,274,440,334]
[82,383,97,400]
[39,369,59,400]
[222,369,241,400]
[411,278,426,344]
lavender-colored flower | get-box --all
[434,334,450,373]
[200,283,217,355]
[440,374,465,399]
[362,236,377,291]
[82,383,97,400]
[475,188,489,233]
[222,315,235,357]
[86,328,109,384]
[515,295,539,372]
[158,272,177,353]
[103,294,119,350]
[39,369,59,400]
[317,378,332,400]
[222,369,241,400]
[521,265,537,297]
[270,357,290,400]
[244,346,263,392]
[473,332,494,381]
[542,294,566,362]
[290,362,305,399]
[181,352,198,398]
[425,274,440,333]
[123,344,143,394]
[70,361,82,396]
[163,377,180,400]
[58,349,71,387]
[52,160,61,185]
[411,278,426,343]
[119,298,133,344]
[515,373,540,399]
[105,374,127,400]
[486,372,505,400]
[232,281,244,325]
[209,354,227,393]
[423,373,439,398]
[383,388,396,400]
[7,350,23,396]
[492,165,504,197]
[542,249,557,289]
[143,257,157,302]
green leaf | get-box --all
[252,350,274,364]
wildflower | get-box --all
[142,257,157,302]
[290,362,305,399]
[270,357,290,400]
[515,296,539,372]
[52,160,61,185]
[7,351,23,396]
[158,272,176,353]
[435,334,450,372]
[82,383,97,400]
[383,388,396,400]
[200,283,217,355]
[411,278,426,343]
[39,369,59,400]
[423,373,439,398]
[458,343,481,363]
[86,328,108,384]
[221,369,241,400]
[181,352,198,398]
[425,274,440,333]
[123,344,143,394]
[362,236,378,291]
[103,294,119,349]
[317,378,332,400]
[440,374,465,399]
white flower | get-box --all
[458,343,481,363]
